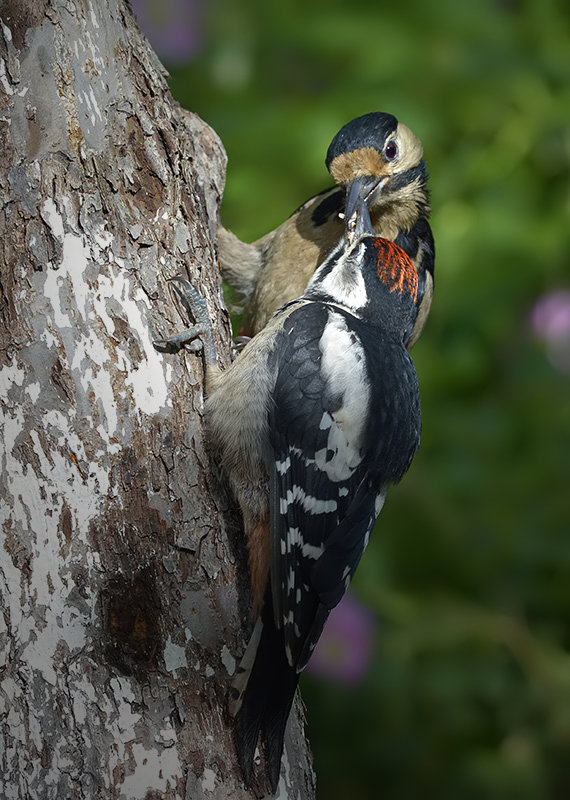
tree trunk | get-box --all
[0,1,315,797]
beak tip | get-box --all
[345,176,377,242]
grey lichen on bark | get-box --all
[0,0,315,797]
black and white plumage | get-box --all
[267,302,419,671]
[218,111,434,349]
[155,189,422,792]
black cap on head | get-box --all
[325,112,399,169]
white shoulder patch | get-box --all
[317,310,370,481]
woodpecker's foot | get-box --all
[233,335,251,353]
[153,277,217,365]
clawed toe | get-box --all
[153,276,217,364]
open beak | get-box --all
[345,175,385,243]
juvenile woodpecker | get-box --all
[219,110,434,348]
[155,187,422,792]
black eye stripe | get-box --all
[389,162,426,190]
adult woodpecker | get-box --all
[219,110,434,349]
[155,184,422,793]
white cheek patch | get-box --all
[317,311,370,481]
[317,244,368,312]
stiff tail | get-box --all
[229,605,299,793]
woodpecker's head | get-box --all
[326,112,429,234]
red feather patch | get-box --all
[373,238,418,303]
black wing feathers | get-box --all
[269,305,337,663]
[268,303,420,670]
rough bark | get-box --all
[0,1,315,797]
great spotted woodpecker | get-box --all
[218,111,434,349]
[155,184,422,792]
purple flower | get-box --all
[531,290,570,374]
[307,593,375,685]
[131,0,202,65]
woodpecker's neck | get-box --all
[304,241,368,314]
[368,238,418,298]
[370,162,430,239]
[304,235,418,338]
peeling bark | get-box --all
[0,1,315,798]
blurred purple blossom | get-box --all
[307,593,376,685]
[131,0,202,65]
[531,290,570,374]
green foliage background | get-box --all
[165,0,570,796]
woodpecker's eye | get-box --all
[384,141,398,161]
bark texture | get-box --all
[0,1,315,797]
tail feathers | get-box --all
[260,671,298,793]
[230,613,299,793]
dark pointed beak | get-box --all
[345,175,385,243]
